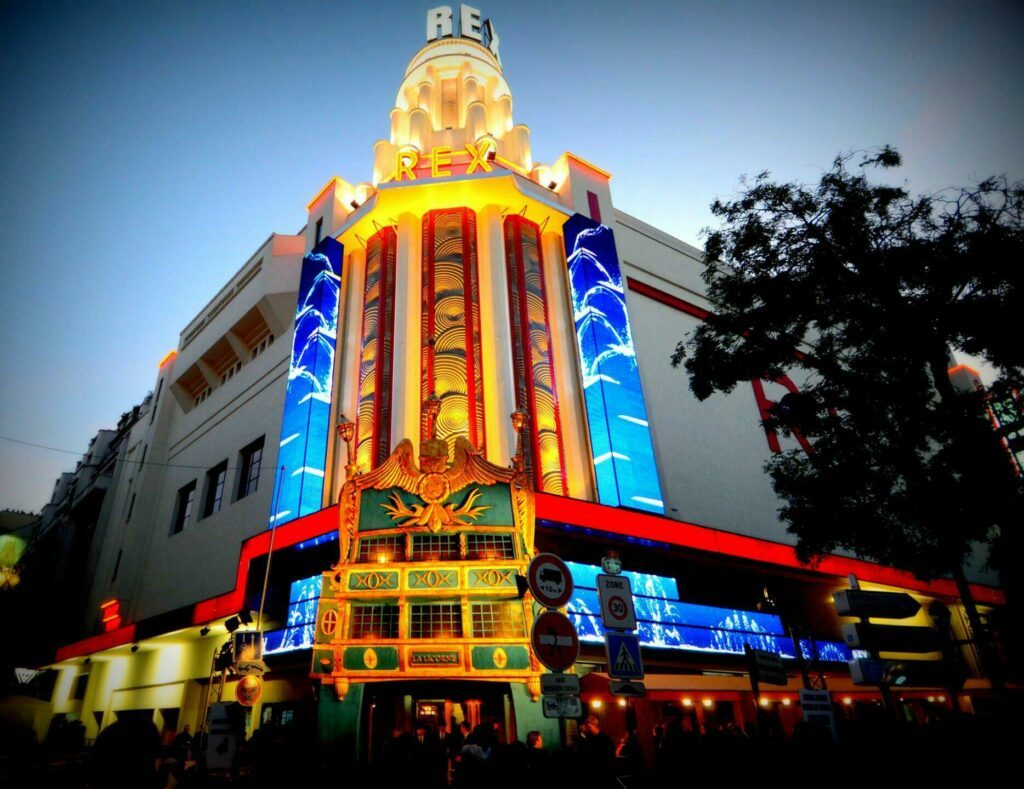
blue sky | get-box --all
[1,0,1022,512]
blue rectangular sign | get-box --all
[605,632,644,679]
[269,237,343,528]
[562,214,663,514]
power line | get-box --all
[0,435,278,475]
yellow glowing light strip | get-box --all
[493,155,529,176]
[306,175,342,210]
[158,350,177,369]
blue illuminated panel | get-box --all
[566,562,848,660]
[562,214,663,514]
[269,237,343,527]
[263,574,322,655]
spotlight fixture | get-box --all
[487,149,496,162]
[350,200,360,210]
[225,616,241,634]
[131,643,140,653]
[547,180,557,190]
[83,657,91,665]
[199,626,211,637]
[238,610,253,626]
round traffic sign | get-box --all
[608,595,629,621]
[531,611,580,672]
[527,553,573,609]
[235,674,263,707]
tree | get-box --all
[673,148,1024,680]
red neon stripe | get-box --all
[422,212,437,442]
[462,208,481,449]
[55,624,136,663]
[534,493,1005,605]
[191,505,338,625]
[369,227,397,468]
[626,278,711,320]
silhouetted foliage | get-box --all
[674,148,1023,584]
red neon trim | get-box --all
[55,624,136,663]
[367,226,397,468]
[192,505,338,625]
[422,212,437,442]
[628,279,807,363]
[99,599,119,611]
[626,278,710,320]
[947,364,980,378]
[462,208,483,450]
[535,493,1005,605]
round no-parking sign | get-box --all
[527,553,574,609]
[531,611,580,672]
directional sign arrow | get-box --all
[833,590,921,620]
[842,622,942,653]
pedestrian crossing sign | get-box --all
[604,632,644,679]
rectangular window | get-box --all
[410,533,460,561]
[219,360,242,385]
[202,461,228,517]
[350,604,399,639]
[356,535,406,563]
[171,481,196,534]
[410,603,463,639]
[237,436,265,500]
[314,217,323,245]
[194,387,211,407]
[466,533,516,560]
[470,602,525,638]
[73,673,90,701]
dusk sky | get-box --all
[1,0,1022,513]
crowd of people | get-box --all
[2,703,1018,786]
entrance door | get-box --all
[363,681,513,765]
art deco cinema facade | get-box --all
[30,6,1006,758]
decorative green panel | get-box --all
[347,570,399,591]
[316,601,340,643]
[358,483,516,531]
[471,645,530,670]
[407,568,459,589]
[468,567,518,588]
[312,647,335,674]
[343,646,399,671]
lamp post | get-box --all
[511,409,528,472]
[337,415,356,479]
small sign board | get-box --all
[531,611,580,672]
[541,673,580,695]
[834,589,920,620]
[610,680,646,697]
[746,646,787,686]
[799,689,836,743]
[604,632,644,679]
[527,553,574,609]
[842,622,941,653]
[232,630,263,663]
[597,574,637,631]
[235,659,267,677]
[542,694,582,719]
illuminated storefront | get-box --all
[33,4,1007,759]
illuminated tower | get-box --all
[270,6,665,536]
